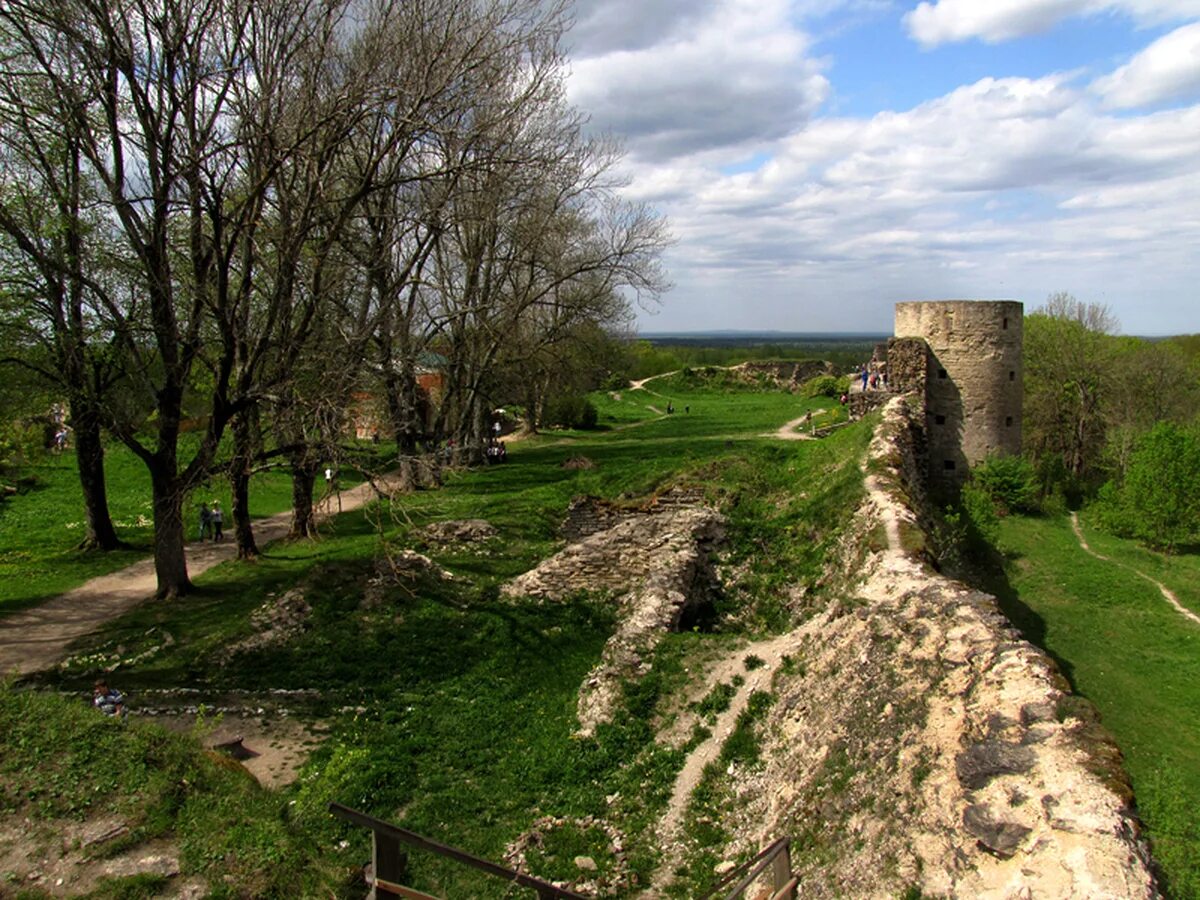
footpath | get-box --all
[0,480,386,676]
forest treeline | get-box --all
[973,292,1200,554]
[0,0,668,598]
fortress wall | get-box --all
[894,301,1023,490]
[722,397,1156,898]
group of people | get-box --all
[485,439,508,464]
[858,365,888,391]
[197,500,224,541]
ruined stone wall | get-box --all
[884,337,928,402]
[894,301,1023,492]
[723,397,1156,899]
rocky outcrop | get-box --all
[417,519,498,544]
[221,589,311,661]
[717,397,1157,899]
[503,504,724,735]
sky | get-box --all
[562,0,1200,335]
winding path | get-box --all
[0,478,391,677]
[1069,512,1200,627]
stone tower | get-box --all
[892,300,1023,492]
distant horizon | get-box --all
[634,328,1189,340]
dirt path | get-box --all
[768,407,838,441]
[1069,512,1200,627]
[0,478,391,677]
[646,631,800,895]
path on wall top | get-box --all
[0,478,392,677]
[1069,512,1200,627]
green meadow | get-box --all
[2,375,1198,897]
[990,513,1200,899]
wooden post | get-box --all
[372,830,408,899]
[771,841,795,900]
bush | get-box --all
[1120,423,1200,553]
[0,421,47,476]
[544,395,599,430]
[1089,480,1135,538]
[802,374,841,398]
[971,454,1039,515]
[935,484,999,570]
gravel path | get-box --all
[0,478,389,677]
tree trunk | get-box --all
[149,463,191,599]
[71,405,121,551]
[289,462,318,538]
[230,412,259,559]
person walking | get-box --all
[211,501,224,541]
[198,501,211,541]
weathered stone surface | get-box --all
[220,589,311,660]
[712,397,1156,900]
[418,519,497,543]
[962,804,1031,858]
[955,740,1037,790]
[505,503,723,735]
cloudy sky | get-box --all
[563,0,1200,335]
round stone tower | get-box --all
[893,300,1023,491]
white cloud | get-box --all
[904,0,1200,47]
[566,0,829,160]
[1092,22,1200,106]
[623,71,1200,331]
[562,3,1200,333]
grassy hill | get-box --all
[2,371,1198,897]
[3,375,868,896]
[988,513,1200,899]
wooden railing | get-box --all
[698,837,798,900]
[328,802,589,900]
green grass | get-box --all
[990,513,1200,899]
[0,437,388,616]
[5,376,875,896]
[0,685,340,897]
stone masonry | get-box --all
[502,503,724,736]
[893,300,1024,494]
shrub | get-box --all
[1121,424,1200,552]
[971,454,1039,515]
[544,395,599,430]
[802,374,841,398]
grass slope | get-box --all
[8,377,870,896]
[991,513,1200,899]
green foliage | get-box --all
[544,394,599,430]
[802,374,842,398]
[1120,423,1200,553]
[0,421,47,476]
[970,455,1039,515]
[935,483,999,570]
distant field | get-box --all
[991,514,1200,899]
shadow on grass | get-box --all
[977,547,1079,693]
